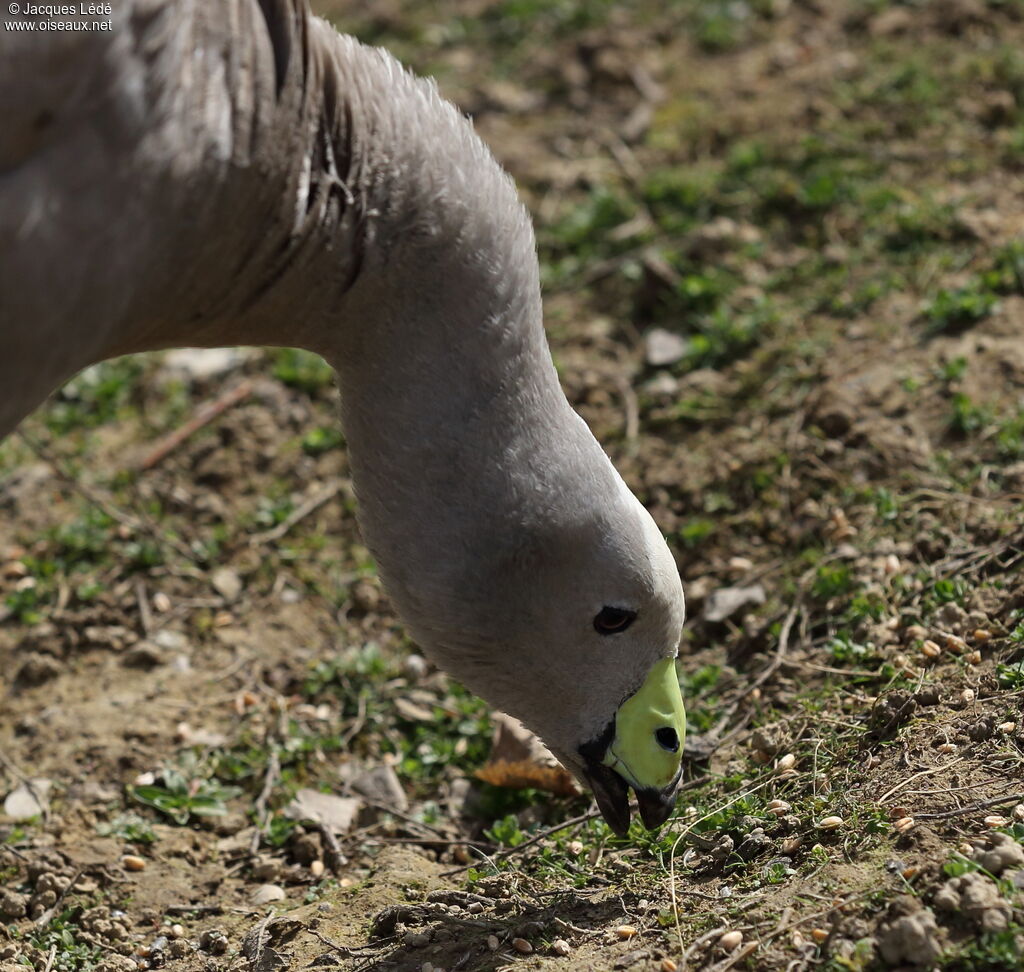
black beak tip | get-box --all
[636,786,677,831]
[583,764,680,836]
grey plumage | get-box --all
[0,0,687,831]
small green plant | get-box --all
[485,814,525,848]
[129,761,241,825]
[678,517,715,549]
[925,283,997,335]
[949,392,991,435]
[97,812,157,845]
[302,425,344,455]
[812,563,856,600]
[272,348,335,395]
[996,661,1024,690]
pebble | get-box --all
[615,925,637,940]
[310,860,325,878]
[961,688,975,702]
[998,722,1016,734]
[404,931,431,948]
[551,939,570,956]
[198,930,228,955]
[168,924,184,939]
[467,902,483,914]
[719,930,743,950]
[251,884,286,905]
[487,935,499,951]
[511,938,532,954]
[121,855,146,872]
[817,816,844,830]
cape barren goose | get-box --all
[0,0,686,834]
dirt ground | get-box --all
[3,1,1024,970]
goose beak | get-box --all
[580,657,686,836]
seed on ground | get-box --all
[966,650,982,665]
[719,930,743,951]
[888,806,910,820]
[511,938,532,954]
[615,926,638,940]
[894,817,916,834]
[1013,805,1024,822]
[767,799,791,816]
[169,924,184,939]
[984,815,1009,828]
[122,855,146,872]
[945,635,966,654]
[551,939,570,956]
[660,959,678,972]
[310,860,325,878]
[486,935,499,951]
[998,722,1016,733]
[904,625,927,641]
[920,640,941,660]
[972,629,992,643]
[817,816,844,830]
[937,743,958,754]
[902,866,919,879]
[776,753,796,772]
[961,688,975,702]
[810,928,829,943]
[781,837,802,854]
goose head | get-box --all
[370,437,688,836]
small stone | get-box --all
[486,935,499,951]
[615,925,637,940]
[467,902,483,914]
[310,860,325,878]
[198,930,228,955]
[719,930,743,950]
[551,939,570,956]
[403,931,430,948]
[0,891,27,919]
[168,925,184,939]
[817,816,844,830]
[997,722,1016,734]
[121,855,146,872]
[251,884,286,905]
[511,938,533,954]
[211,567,243,602]
[152,592,171,612]
[961,688,975,702]
[644,328,688,367]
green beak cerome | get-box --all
[602,657,687,790]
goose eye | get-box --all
[593,606,637,635]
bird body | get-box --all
[0,0,686,833]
